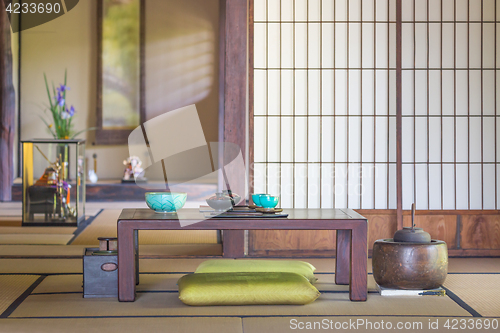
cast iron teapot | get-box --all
[393,203,431,243]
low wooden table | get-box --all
[117,208,368,302]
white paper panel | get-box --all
[309,70,320,115]
[401,0,413,22]
[321,116,334,162]
[267,70,280,115]
[281,0,293,21]
[322,23,334,68]
[442,117,455,162]
[389,163,397,209]
[322,0,335,21]
[334,163,347,207]
[349,23,361,68]
[414,24,426,69]
[429,164,442,209]
[376,0,389,22]
[469,164,482,209]
[414,71,427,115]
[281,116,293,162]
[469,71,481,116]
[349,116,361,162]
[402,117,414,163]
[375,70,389,114]
[295,0,308,21]
[347,163,361,209]
[361,23,374,68]
[349,70,361,115]
[442,0,455,21]
[321,164,334,208]
[402,70,414,115]
[483,164,496,209]
[375,116,388,162]
[414,0,427,22]
[281,70,293,115]
[429,24,441,69]
[349,0,361,21]
[415,164,428,209]
[295,70,307,115]
[376,23,389,68]
[361,116,375,162]
[456,117,469,162]
[389,116,397,162]
[308,0,321,21]
[415,116,428,163]
[483,115,495,163]
[267,0,281,21]
[402,163,414,209]
[335,23,347,68]
[254,117,266,162]
[442,24,455,68]
[455,0,468,21]
[295,116,307,162]
[308,116,320,162]
[254,70,267,115]
[281,23,293,68]
[362,0,374,22]
[483,70,495,116]
[456,164,469,209]
[335,70,347,114]
[335,0,347,21]
[469,117,481,163]
[374,164,387,209]
[308,164,321,208]
[429,70,441,116]
[483,0,496,21]
[455,71,468,115]
[469,0,482,21]
[308,23,321,68]
[442,164,455,209]
[280,164,294,208]
[267,116,280,163]
[483,23,495,69]
[455,23,468,69]
[361,70,375,115]
[389,23,397,69]
[267,163,280,196]
[295,23,307,68]
[253,163,267,194]
[294,163,307,208]
[254,0,266,22]
[361,163,375,209]
[429,117,441,163]
[322,70,334,115]
[428,0,441,22]
[335,116,347,162]
[254,23,267,68]
[442,70,454,115]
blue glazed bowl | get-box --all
[145,192,187,213]
[251,193,267,207]
[259,195,279,208]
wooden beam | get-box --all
[396,0,403,229]
[0,9,15,201]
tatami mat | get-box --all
[447,258,500,273]
[0,234,73,245]
[70,210,219,245]
[242,317,477,333]
[0,245,87,257]
[0,317,243,333]
[31,273,379,295]
[444,274,500,317]
[10,291,470,318]
[0,226,76,234]
[0,275,40,314]
[0,259,83,274]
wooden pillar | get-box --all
[219,0,249,257]
[0,9,15,201]
[396,0,403,229]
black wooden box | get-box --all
[83,248,118,298]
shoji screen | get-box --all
[253,0,397,209]
[401,0,499,210]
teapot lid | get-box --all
[393,203,431,243]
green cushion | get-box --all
[195,260,317,283]
[178,272,320,306]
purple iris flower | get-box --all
[67,105,75,117]
[57,84,70,93]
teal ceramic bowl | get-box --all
[259,195,279,208]
[251,193,267,207]
[145,192,187,213]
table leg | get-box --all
[118,223,136,301]
[349,224,368,301]
[335,229,350,285]
[222,230,245,258]
[134,229,139,285]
